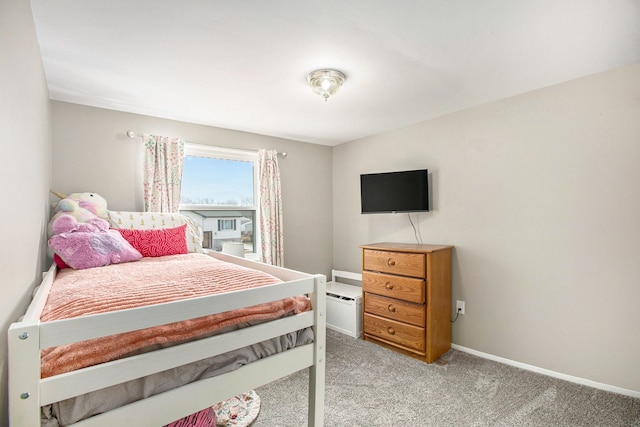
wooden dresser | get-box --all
[361,242,453,363]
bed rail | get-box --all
[8,255,326,426]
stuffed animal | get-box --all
[50,214,110,236]
[48,213,142,270]
[48,192,109,238]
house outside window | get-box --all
[179,144,258,258]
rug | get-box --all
[213,390,261,427]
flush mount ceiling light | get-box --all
[307,69,346,101]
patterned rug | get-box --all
[213,390,261,427]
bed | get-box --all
[8,212,326,426]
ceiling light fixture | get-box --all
[307,69,346,101]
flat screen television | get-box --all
[360,169,429,214]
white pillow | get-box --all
[107,211,203,253]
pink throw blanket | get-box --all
[40,253,310,378]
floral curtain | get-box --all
[143,134,185,213]
[258,149,284,266]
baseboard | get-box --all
[451,344,640,399]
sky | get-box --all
[181,156,254,205]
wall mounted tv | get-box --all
[360,169,429,214]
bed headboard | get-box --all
[107,211,203,253]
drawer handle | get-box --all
[387,258,396,266]
[387,304,396,313]
[387,327,396,335]
[385,282,394,290]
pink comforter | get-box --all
[40,253,310,378]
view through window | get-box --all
[180,144,258,256]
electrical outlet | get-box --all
[456,300,465,315]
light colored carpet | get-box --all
[253,329,640,426]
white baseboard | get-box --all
[451,344,640,399]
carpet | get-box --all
[253,329,640,426]
[213,390,261,427]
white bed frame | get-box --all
[8,252,326,426]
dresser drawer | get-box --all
[363,313,425,352]
[364,293,425,327]
[362,271,425,304]
[363,249,425,278]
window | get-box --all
[218,219,236,231]
[180,144,258,256]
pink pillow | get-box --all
[116,224,189,257]
[53,254,70,269]
[49,230,142,270]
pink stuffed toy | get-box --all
[48,192,109,238]
[48,214,142,270]
[51,215,109,235]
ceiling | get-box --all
[30,1,640,146]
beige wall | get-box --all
[0,1,52,425]
[333,63,640,393]
[51,102,333,276]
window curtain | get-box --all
[143,134,185,213]
[258,149,284,266]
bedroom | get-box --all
[2,1,640,426]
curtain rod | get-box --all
[126,130,287,158]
